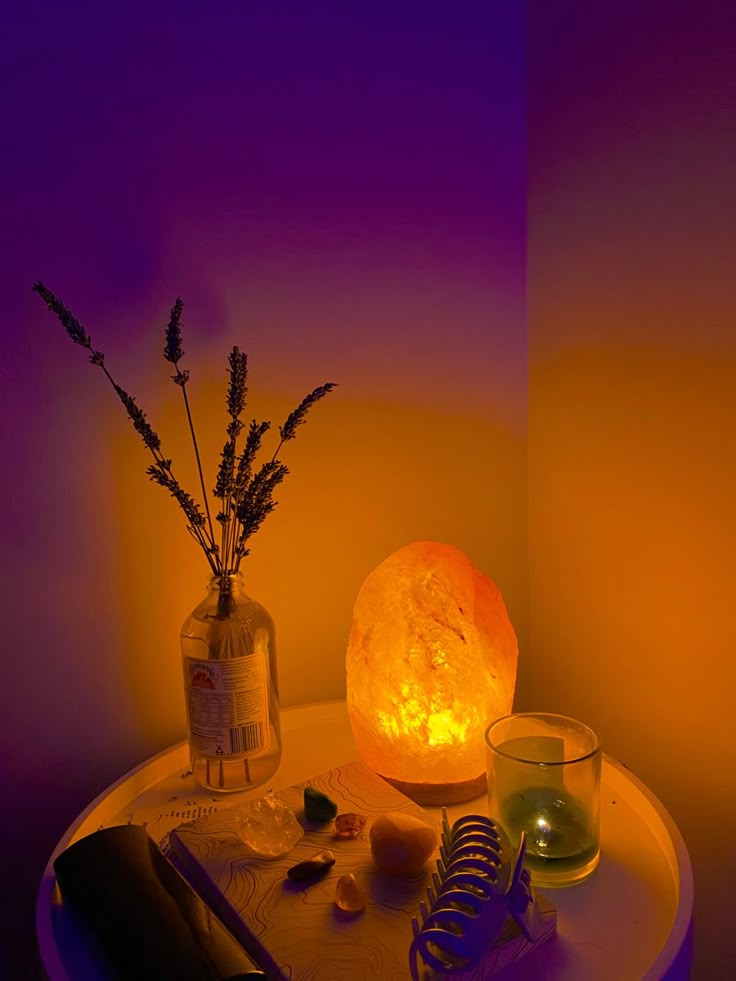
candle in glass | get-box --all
[485,712,601,887]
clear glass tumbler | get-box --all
[485,712,601,887]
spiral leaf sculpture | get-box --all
[409,811,551,979]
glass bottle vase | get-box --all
[180,574,282,792]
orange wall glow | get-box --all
[528,5,735,976]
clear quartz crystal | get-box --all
[236,792,304,857]
[181,574,282,792]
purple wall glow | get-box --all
[1,3,525,975]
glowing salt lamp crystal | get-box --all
[346,541,518,805]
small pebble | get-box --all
[304,786,339,822]
[334,812,367,839]
[335,873,365,912]
[287,849,336,882]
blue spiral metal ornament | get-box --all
[408,810,538,979]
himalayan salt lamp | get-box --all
[346,541,518,805]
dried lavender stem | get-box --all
[34,282,337,579]
[179,382,219,569]
[95,360,220,575]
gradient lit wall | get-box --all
[1,3,525,974]
[528,3,735,977]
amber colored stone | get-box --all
[346,541,518,796]
[287,849,336,882]
[334,812,367,838]
[335,873,366,912]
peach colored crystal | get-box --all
[346,541,518,790]
[334,813,368,838]
[369,812,438,875]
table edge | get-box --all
[605,758,694,980]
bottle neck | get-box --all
[209,572,244,593]
[209,573,244,618]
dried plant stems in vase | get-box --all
[33,282,336,792]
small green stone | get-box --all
[304,786,338,821]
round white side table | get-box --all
[37,700,693,980]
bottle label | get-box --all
[185,654,270,758]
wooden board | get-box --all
[170,760,555,980]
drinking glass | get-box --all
[485,712,601,887]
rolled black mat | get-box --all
[54,824,266,980]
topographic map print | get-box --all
[172,760,428,980]
[171,759,554,980]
